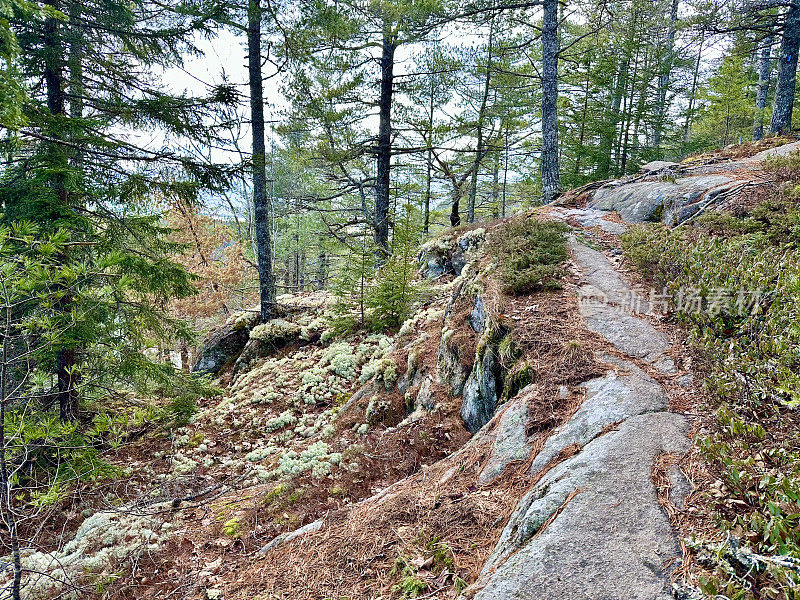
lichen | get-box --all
[250,319,301,344]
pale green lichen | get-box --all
[250,319,301,343]
[360,358,399,389]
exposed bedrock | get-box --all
[473,411,689,600]
[589,174,741,224]
[469,235,691,599]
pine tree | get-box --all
[366,203,425,331]
[694,53,755,148]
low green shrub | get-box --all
[622,210,800,598]
[491,218,570,295]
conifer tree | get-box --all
[0,0,234,419]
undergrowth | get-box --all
[621,152,800,599]
[490,217,569,295]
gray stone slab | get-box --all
[529,356,667,477]
[478,397,532,485]
[475,411,689,600]
[589,175,736,224]
[571,240,671,362]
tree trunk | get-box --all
[450,185,462,227]
[541,0,560,203]
[248,0,276,323]
[597,67,623,178]
[754,37,773,140]
[573,56,592,176]
[502,129,509,217]
[0,304,22,600]
[771,4,800,133]
[468,20,495,222]
[316,251,327,289]
[375,22,396,256]
[683,34,703,146]
[180,343,189,373]
[424,78,434,235]
[44,0,79,421]
[490,149,500,218]
[620,46,641,174]
[652,0,679,154]
[299,249,306,290]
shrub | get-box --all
[622,211,800,598]
[491,218,570,295]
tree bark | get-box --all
[652,0,679,154]
[620,45,641,174]
[248,0,276,322]
[468,20,495,222]
[683,34,703,146]
[491,152,500,218]
[754,36,773,140]
[501,127,509,217]
[424,78,434,235]
[771,4,800,134]
[450,185,462,227]
[541,0,560,203]
[375,21,396,256]
[316,251,327,289]
[44,0,79,421]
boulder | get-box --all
[192,321,252,376]
[468,295,487,333]
[640,160,680,173]
[232,319,302,372]
[418,228,485,279]
[589,174,739,224]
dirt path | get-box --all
[470,209,691,599]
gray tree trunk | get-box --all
[771,4,800,134]
[652,0,679,154]
[248,0,276,322]
[541,0,560,203]
[375,22,396,256]
[468,20,495,222]
[424,78,434,234]
[754,37,773,141]
[683,34,703,145]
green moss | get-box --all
[647,202,664,223]
[393,575,428,598]
[186,432,204,448]
[262,482,288,506]
[222,517,241,539]
[503,362,533,400]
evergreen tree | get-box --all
[0,0,234,419]
[694,53,755,148]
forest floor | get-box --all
[30,215,702,600]
[18,140,800,600]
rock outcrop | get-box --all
[192,316,256,376]
[589,174,743,224]
[418,227,485,278]
[470,217,690,599]
[474,411,688,600]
